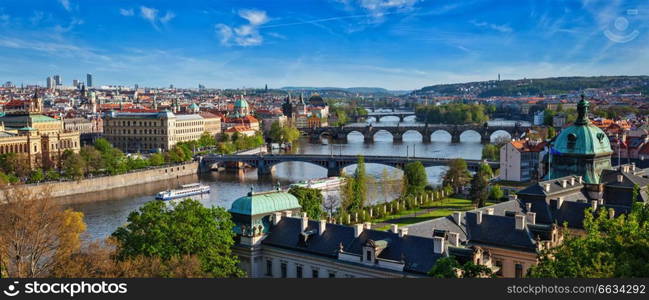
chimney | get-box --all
[557,197,564,208]
[353,224,364,238]
[617,175,624,183]
[474,211,483,225]
[544,183,551,192]
[398,228,408,238]
[608,208,616,219]
[301,212,308,231]
[509,194,518,201]
[578,176,583,184]
[273,212,282,225]
[591,200,598,211]
[525,202,532,212]
[284,210,293,218]
[447,232,460,247]
[452,212,463,225]
[363,222,372,230]
[391,224,399,234]
[632,163,636,172]
[561,179,567,188]
[526,212,536,225]
[598,198,604,205]
[433,236,445,254]
[570,177,575,186]
[485,208,494,215]
[515,214,526,230]
[318,220,326,235]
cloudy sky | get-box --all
[0,0,648,89]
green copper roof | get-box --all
[552,124,612,155]
[552,96,612,156]
[229,191,300,216]
[30,115,59,123]
[234,98,249,108]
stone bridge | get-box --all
[305,123,530,144]
[353,111,416,122]
[201,154,498,177]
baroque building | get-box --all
[0,90,80,169]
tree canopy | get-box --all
[403,161,428,196]
[288,186,324,219]
[442,159,471,195]
[528,203,649,278]
[111,199,244,277]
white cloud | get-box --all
[140,6,158,23]
[338,0,421,20]
[470,20,513,33]
[160,11,175,24]
[58,0,71,11]
[138,6,174,30]
[119,8,134,17]
[216,9,269,47]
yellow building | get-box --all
[0,91,81,169]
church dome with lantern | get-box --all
[547,96,613,184]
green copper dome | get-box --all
[552,98,612,156]
[234,97,249,109]
[229,190,301,216]
[548,96,613,184]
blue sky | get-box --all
[0,0,648,90]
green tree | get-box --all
[528,203,649,278]
[547,127,557,139]
[489,185,504,201]
[481,144,500,161]
[288,187,324,219]
[268,121,283,143]
[403,161,428,196]
[28,168,45,183]
[80,145,104,174]
[442,159,471,195]
[198,132,216,148]
[470,163,493,208]
[0,152,30,178]
[148,153,165,166]
[111,199,244,277]
[350,156,368,211]
[61,150,86,180]
[428,256,494,278]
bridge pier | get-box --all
[364,134,374,143]
[393,133,403,143]
[422,133,431,143]
[399,115,405,122]
[327,160,342,177]
[257,161,273,177]
[481,134,491,144]
[451,133,461,143]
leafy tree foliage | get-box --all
[112,199,244,277]
[62,150,86,180]
[428,256,494,278]
[268,121,300,144]
[481,144,500,161]
[442,159,471,195]
[415,103,489,124]
[489,185,504,201]
[403,161,428,196]
[528,203,649,278]
[470,163,493,208]
[288,187,324,219]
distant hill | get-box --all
[280,86,409,96]
[412,76,649,97]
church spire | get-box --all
[575,94,590,126]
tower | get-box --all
[86,73,93,87]
[547,95,612,184]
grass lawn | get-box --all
[373,197,475,231]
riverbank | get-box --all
[0,162,199,203]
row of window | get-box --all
[266,259,352,278]
[108,120,166,127]
[493,260,525,278]
[176,121,203,127]
[106,129,167,135]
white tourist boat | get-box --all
[290,177,346,190]
[155,183,210,200]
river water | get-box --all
[68,116,528,240]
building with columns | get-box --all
[0,90,80,169]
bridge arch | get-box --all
[489,129,513,143]
[430,129,452,142]
[401,129,424,142]
[459,129,482,143]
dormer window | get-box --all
[567,133,577,149]
[366,250,372,262]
